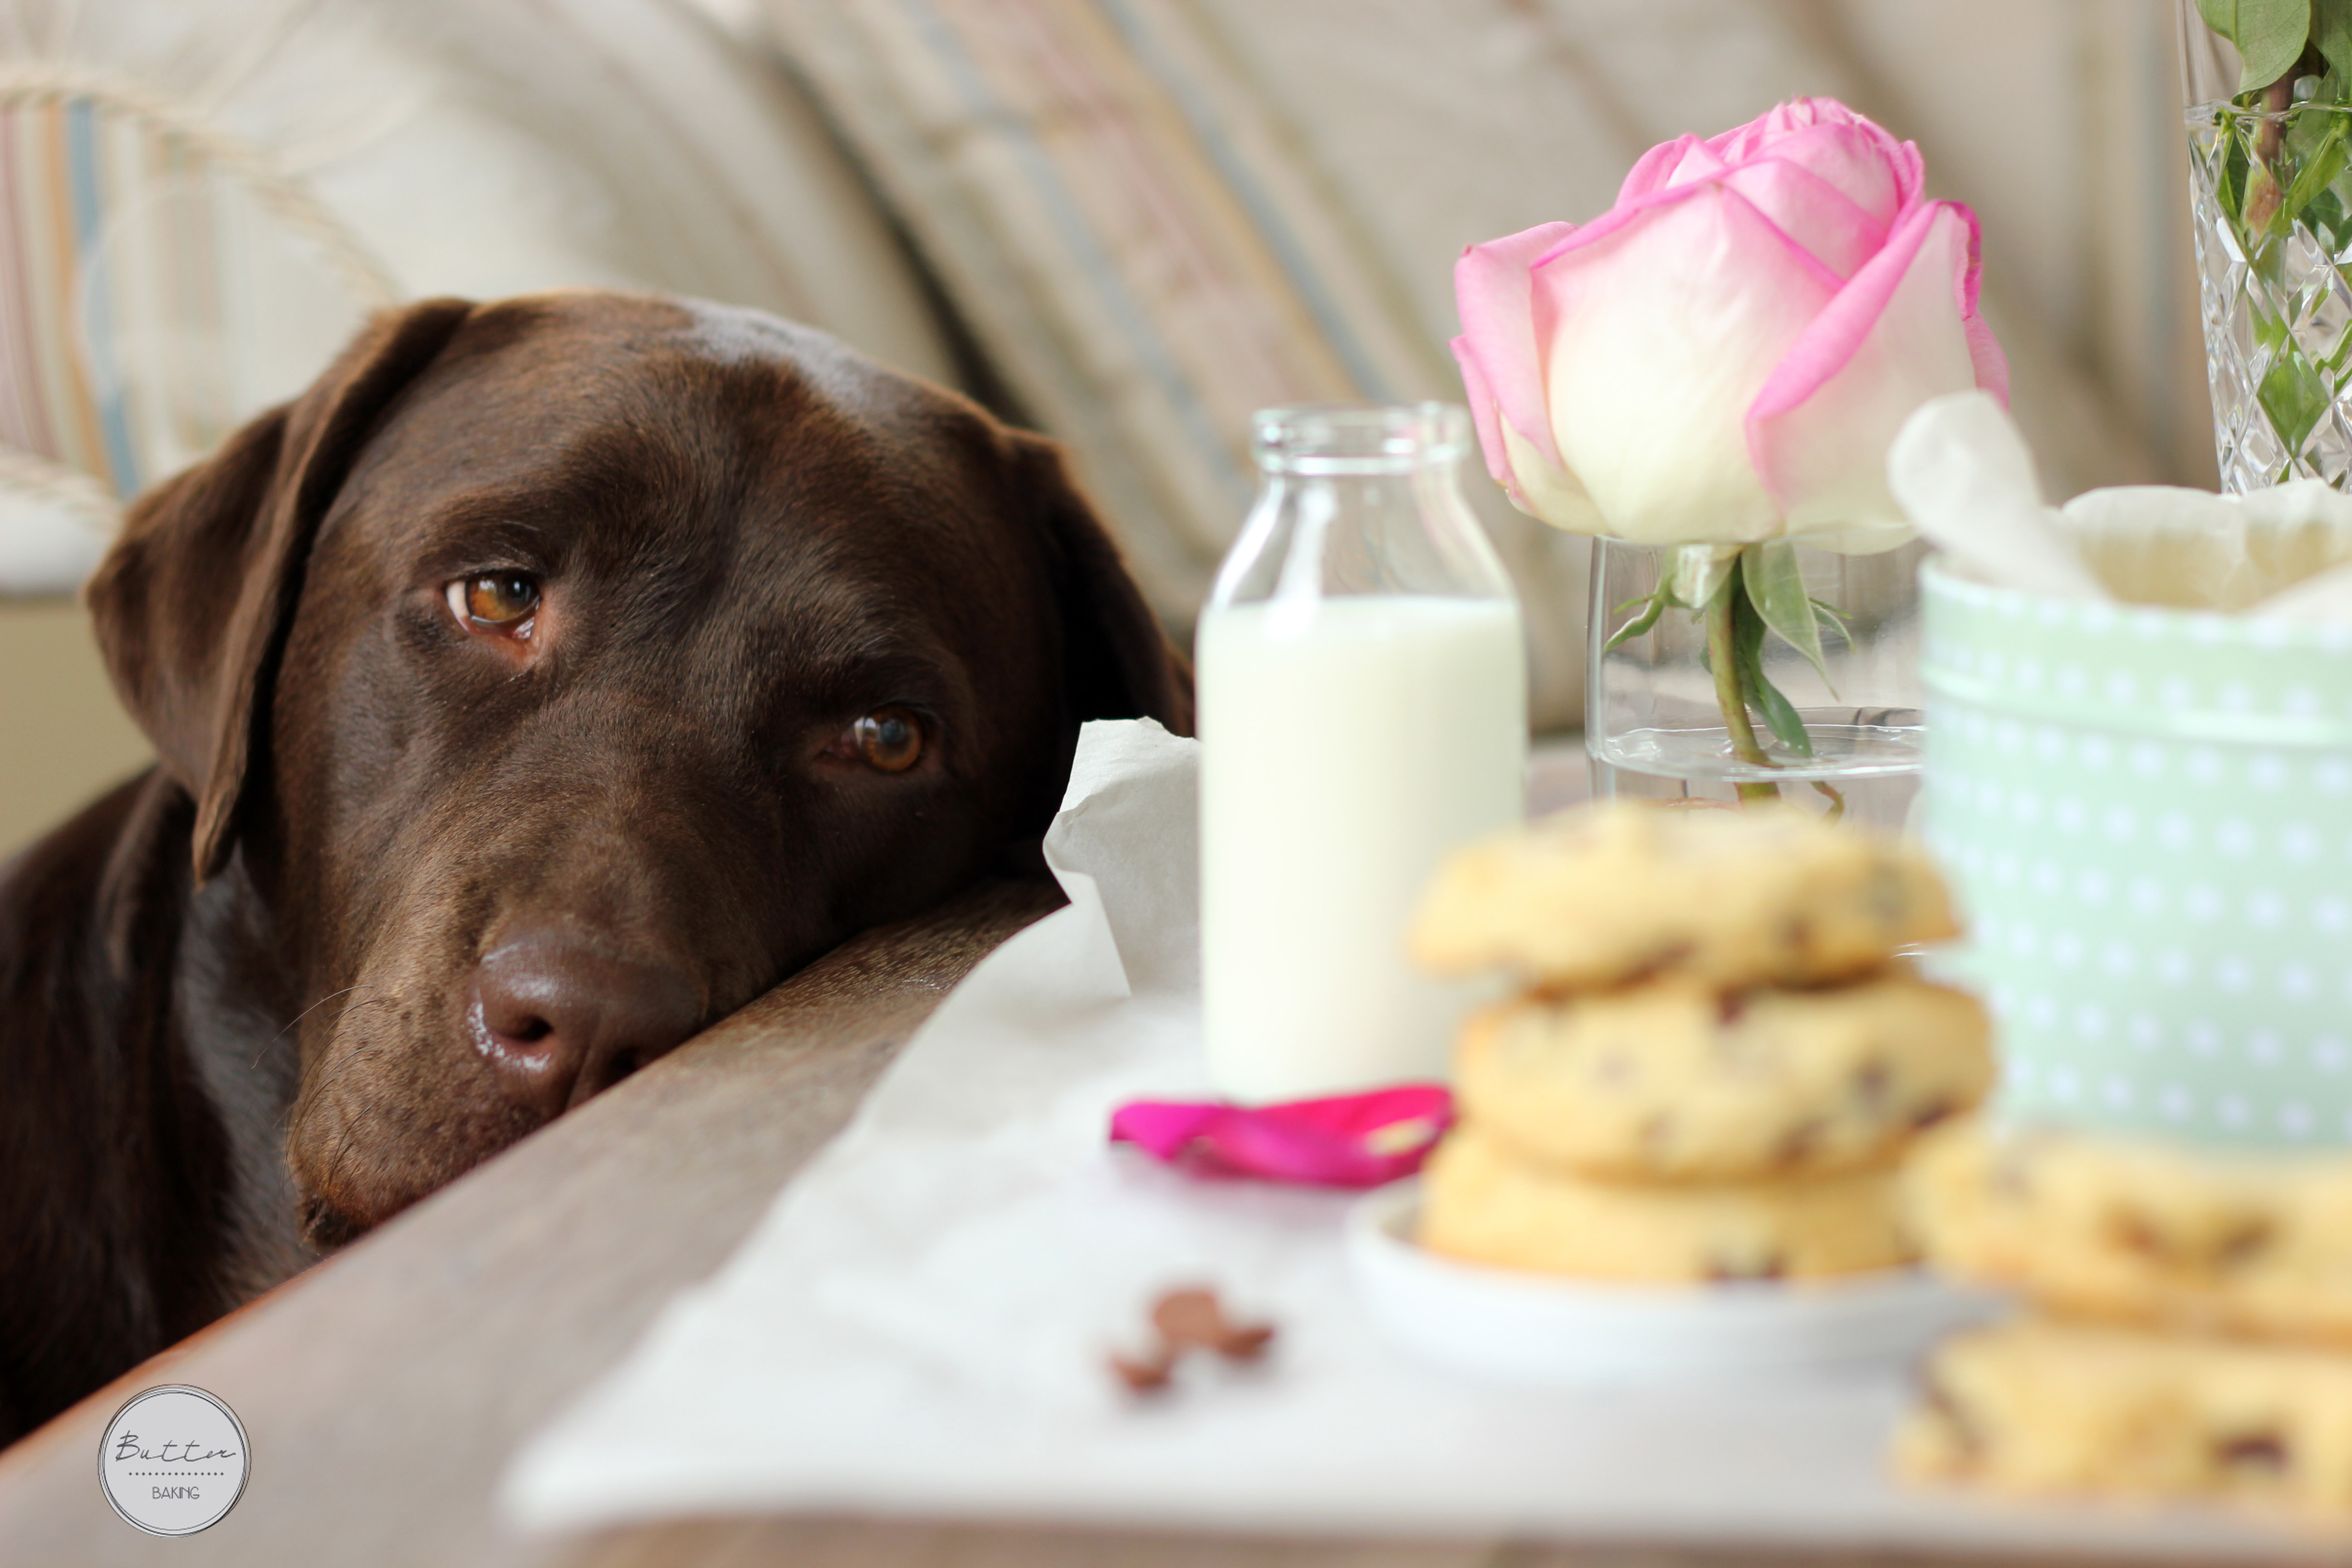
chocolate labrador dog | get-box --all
[0,292,1189,1442]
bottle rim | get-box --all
[1251,401,1471,474]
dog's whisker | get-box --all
[251,985,394,1069]
[275,984,378,1041]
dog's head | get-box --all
[86,293,1189,1246]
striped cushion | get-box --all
[0,0,955,595]
[758,0,1592,723]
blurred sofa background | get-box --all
[0,0,2210,858]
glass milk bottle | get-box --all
[1198,403,1526,1103]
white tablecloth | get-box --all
[501,720,2327,1561]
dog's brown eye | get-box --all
[853,707,923,772]
[449,572,539,629]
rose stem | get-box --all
[1705,558,1780,805]
[2258,74,2292,165]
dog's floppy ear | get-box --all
[1006,430,1194,738]
[86,298,476,881]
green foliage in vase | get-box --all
[1605,544,1849,761]
[2198,0,2318,93]
[2191,0,2352,476]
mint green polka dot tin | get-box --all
[1920,556,2352,1149]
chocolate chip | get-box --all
[1781,916,1813,954]
[1716,990,1753,1026]
[1852,1058,1891,1109]
[1909,1098,1957,1131]
[1620,941,1696,984]
[1774,1118,1826,1166]
[2217,1219,2275,1269]
[2105,1210,2168,1258]
[1707,1249,1787,1282]
[2215,1431,2290,1474]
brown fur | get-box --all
[0,293,1189,1443]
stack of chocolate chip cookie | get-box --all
[1408,802,1991,1284]
[1898,1122,2352,1516]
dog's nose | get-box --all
[470,933,702,1117]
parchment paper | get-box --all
[500,720,2330,1561]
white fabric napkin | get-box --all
[1891,392,2352,617]
[499,720,2314,1560]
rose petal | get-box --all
[1620,133,1705,200]
[1747,201,1990,537]
[1454,221,1578,475]
[1109,1086,1454,1188]
[1532,181,1837,544]
[1718,154,1887,278]
[1450,334,1518,502]
[1499,417,1607,534]
[1714,100,1921,219]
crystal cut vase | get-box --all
[2189,101,2352,490]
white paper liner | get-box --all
[498,722,2329,1561]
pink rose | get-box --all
[1451,98,2008,548]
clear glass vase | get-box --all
[1585,536,1926,830]
[2181,2,2352,490]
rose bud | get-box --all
[1450,97,2009,551]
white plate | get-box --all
[1348,1180,2004,1388]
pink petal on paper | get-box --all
[1454,221,1577,470]
[1747,201,1997,534]
[1109,1086,1454,1188]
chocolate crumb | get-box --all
[1151,1287,1276,1361]
[2215,1432,2290,1473]
[1110,1350,1173,1393]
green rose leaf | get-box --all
[2198,0,2314,92]
[1730,584,1813,757]
[2278,119,2348,229]
[1604,578,1673,650]
[1741,539,1833,687]
[2314,0,2352,80]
